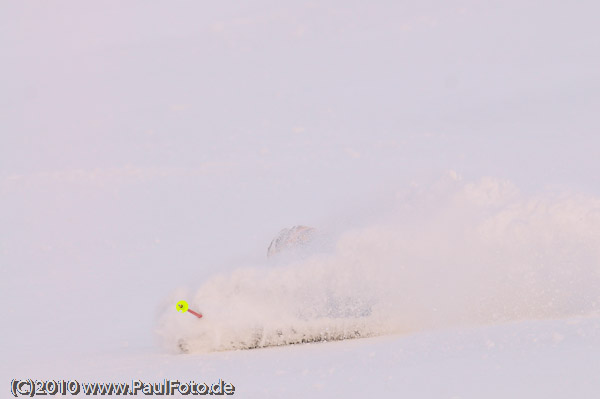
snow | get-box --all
[9,317,600,398]
[2,1,600,397]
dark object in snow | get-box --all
[267,225,317,257]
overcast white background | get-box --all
[2,1,600,397]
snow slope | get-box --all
[2,0,600,397]
[9,316,600,398]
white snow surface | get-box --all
[3,1,600,397]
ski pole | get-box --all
[176,300,203,319]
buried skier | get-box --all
[267,225,318,258]
[172,226,375,353]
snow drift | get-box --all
[157,174,600,352]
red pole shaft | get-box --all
[188,308,203,319]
